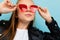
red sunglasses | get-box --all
[18,4,38,13]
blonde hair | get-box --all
[0,1,19,40]
[0,0,34,40]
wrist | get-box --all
[46,17,52,23]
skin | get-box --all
[0,0,52,29]
[0,0,16,13]
[17,0,36,29]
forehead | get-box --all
[17,0,34,6]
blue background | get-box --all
[0,0,60,32]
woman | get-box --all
[0,0,60,40]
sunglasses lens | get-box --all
[30,5,38,12]
[19,4,27,12]
[31,5,38,8]
[19,4,38,12]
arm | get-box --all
[38,6,60,39]
[45,17,60,39]
[38,6,60,34]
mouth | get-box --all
[25,14,32,17]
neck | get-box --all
[17,20,30,29]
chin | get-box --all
[26,19,33,22]
[25,18,34,22]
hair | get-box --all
[0,0,34,40]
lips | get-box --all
[25,14,32,17]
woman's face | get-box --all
[17,0,38,22]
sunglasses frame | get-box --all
[18,4,38,13]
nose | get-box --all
[26,7,31,12]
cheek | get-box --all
[32,14,35,19]
[32,12,35,17]
[17,12,24,19]
[17,8,24,17]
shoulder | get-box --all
[28,26,43,34]
[28,26,57,40]
[29,26,51,35]
[28,26,45,38]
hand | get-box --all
[38,7,52,23]
[0,0,16,13]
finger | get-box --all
[38,6,43,14]
[38,6,45,12]
[9,6,17,12]
[7,1,14,6]
[44,8,49,13]
[42,8,47,13]
[2,6,16,13]
[4,0,10,6]
[4,0,10,4]
[38,6,47,13]
[5,0,14,7]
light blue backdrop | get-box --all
[0,0,60,32]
